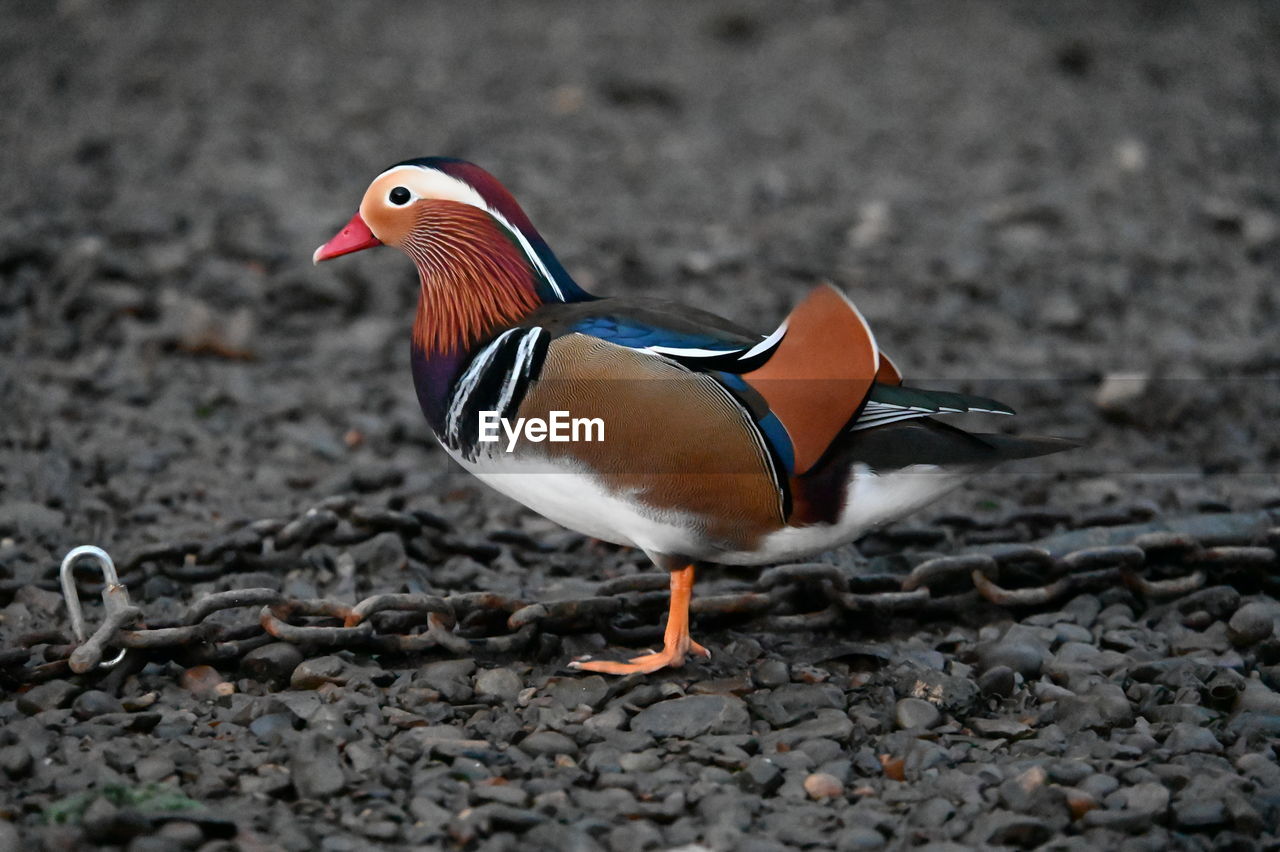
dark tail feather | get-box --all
[832,419,1080,471]
[969,432,1082,461]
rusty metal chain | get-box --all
[2,501,1277,685]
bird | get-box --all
[314,157,1075,675]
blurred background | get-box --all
[1,1,1278,561]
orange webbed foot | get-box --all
[570,638,710,676]
[570,562,708,676]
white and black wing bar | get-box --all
[642,321,788,370]
[444,327,550,457]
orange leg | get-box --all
[570,563,710,675]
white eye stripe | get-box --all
[373,165,566,302]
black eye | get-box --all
[389,186,411,205]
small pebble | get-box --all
[739,756,783,794]
[1080,773,1120,799]
[415,659,476,702]
[16,680,79,715]
[1046,760,1091,786]
[180,665,234,699]
[121,692,159,712]
[630,695,750,737]
[473,782,530,807]
[135,755,176,784]
[1228,602,1275,646]
[803,772,843,799]
[474,667,523,702]
[999,765,1047,812]
[1174,799,1227,829]
[753,659,790,688]
[894,697,940,730]
[1164,722,1222,754]
[978,665,1016,698]
[156,821,205,847]
[796,738,843,765]
[1052,682,1134,732]
[1063,787,1098,820]
[985,812,1053,848]
[1236,752,1280,787]
[290,655,349,689]
[978,637,1046,678]
[240,642,304,689]
[1121,782,1171,816]
[249,713,296,743]
[0,745,32,779]
[519,731,578,756]
[72,690,124,719]
[912,796,956,828]
[1237,678,1280,714]
[546,675,609,709]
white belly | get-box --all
[452,449,710,558]
[716,464,965,565]
[452,445,964,565]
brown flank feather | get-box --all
[517,335,786,552]
[403,201,542,354]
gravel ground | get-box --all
[2,1,1279,850]
[3,500,1280,852]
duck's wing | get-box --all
[523,285,1023,479]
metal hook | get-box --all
[59,546,130,670]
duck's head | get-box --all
[313,158,538,263]
[315,158,587,353]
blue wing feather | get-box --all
[567,315,747,353]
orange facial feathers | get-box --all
[402,202,542,354]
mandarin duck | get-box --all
[315,158,1074,675]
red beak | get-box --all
[313,212,382,264]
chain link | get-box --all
[3,503,1277,683]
